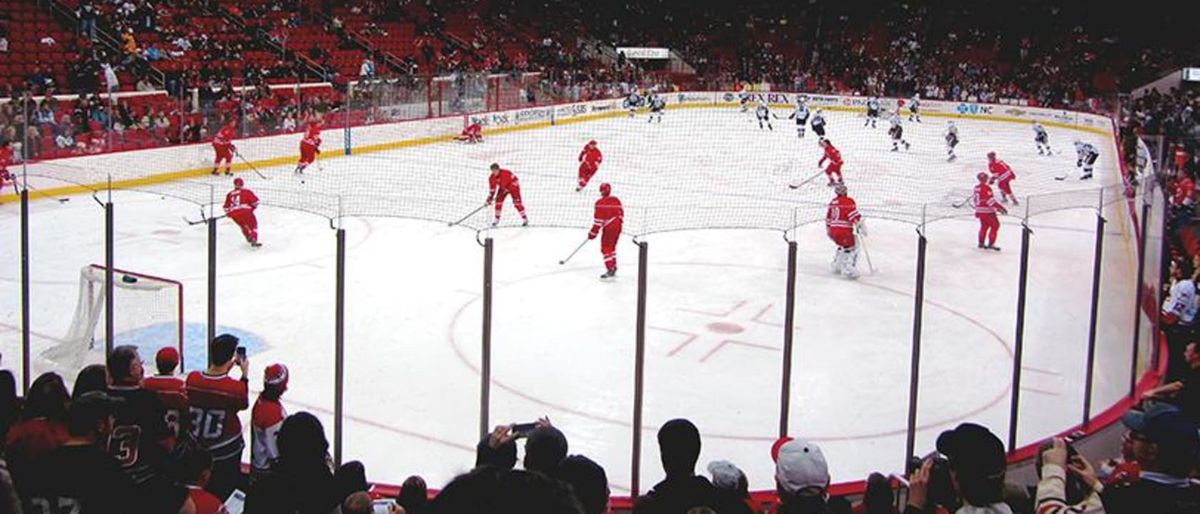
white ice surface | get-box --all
[0,107,1140,493]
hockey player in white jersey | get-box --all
[789,98,811,138]
[864,97,882,128]
[888,112,911,151]
[1033,121,1052,155]
[738,90,752,112]
[945,121,960,162]
[811,109,827,139]
[624,90,643,118]
[908,94,922,122]
[755,99,775,131]
[647,93,666,123]
[1073,140,1099,180]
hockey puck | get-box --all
[121,275,138,283]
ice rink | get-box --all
[0,105,1141,492]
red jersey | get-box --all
[464,123,482,136]
[224,188,259,214]
[251,396,286,475]
[973,184,1003,215]
[988,160,1015,183]
[825,195,861,229]
[213,126,235,150]
[488,169,520,199]
[820,144,843,167]
[187,485,230,514]
[0,146,12,171]
[143,374,189,439]
[301,130,321,151]
[1173,176,1195,206]
[579,145,603,165]
[184,371,249,462]
[588,196,623,238]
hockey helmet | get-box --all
[977,172,989,183]
[600,182,612,197]
[834,183,848,196]
[986,151,996,160]
[489,163,500,171]
[234,177,245,188]
[588,140,597,147]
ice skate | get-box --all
[1080,173,1093,180]
[600,268,617,280]
[986,245,1001,252]
[521,218,529,227]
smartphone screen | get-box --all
[512,422,538,437]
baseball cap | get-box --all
[264,363,289,388]
[936,423,1006,478]
[155,346,180,370]
[706,460,746,491]
[773,438,829,495]
[1122,403,1200,455]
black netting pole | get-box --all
[1008,221,1032,452]
[779,240,797,437]
[1082,205,1106,426]
[631,240,648,498]
[479,237,494,439]
[334,227,346,467]
[20,187,31,394]
[207,216,217,351]
[906,228,927,464]
[1130,201,1150,397]
[104,189,114,357]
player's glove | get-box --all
[1077,159,1083,167]
[856,222,868,237]
[588,232,597,240]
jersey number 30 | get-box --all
[190,407,228,441]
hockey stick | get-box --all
[559,238,589,265]
[1054,169,1071,181]
[952,194,974,209]
[857,226,876,275]
[183,212,226,226]
[234,150,270,180]
[789,169,826,189]
[24,183,71,203]
[449,203,489,227]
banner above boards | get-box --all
[616,47,670,59]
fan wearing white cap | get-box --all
[772,438,831,513]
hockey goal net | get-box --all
[50,265,184,369]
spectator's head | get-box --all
[524,425,568,473]
[208,333,239,370]
[557,455,609,514]
[24,371,69,421]
[263,363,289,400]
[72,364,108,400]
[862,473,894,514]
[106,344,144,386]
[430,467,584,514]
[341,492,372,514]
[65,390,121,439]
[277,411,329,465]
[658,418,702,477]
[774,438,830,512]
[397,475,429,514]
[178,445,214,487]
[706,460,749,496]
[1186,342,1200,369]
[155,346,180,375]
[335,460,370,500]
[936,423,1006,507]
[1122,404,1200,476]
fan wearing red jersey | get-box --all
[826,184,864,279]
[487,163,529,226]
[186,333,250,500]
[224,177,262,247]
[143,346,190,440]
[0,140,13,191]
[211,122,236,176]
[588,183,624,280]
[819,139,844,186]
[986,152,1018,205]
[295,124,322,175]
[973,172,1008,251]
[457,122,483,143]
[251,363,289,484]
[576,140,604,191]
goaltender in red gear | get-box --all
[826,183,863,278]
[487,163,528,226]
[986,151,1018,204]
[819,139,844,185]
[974,172,1008,251]
[457,122,483,143]
[295,123,322,174]
[224,177,262,247]
[576,140,604,191]
[211,122,237,176]
[588,183,624,279]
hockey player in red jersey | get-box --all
[974,172,1008,251]
[576,140,604,191]
[487,163,529,226]
[588,182,624,279]
[295,123,322,175]
[826,184,864,278]
[457,122,483,143]
[224,177,262,247]
[211,122,236,176]
[251,363,288,484]
[986,151,1018,205]
[0,140,12,191]
[185,333,249,499]
[818,139,844,185]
